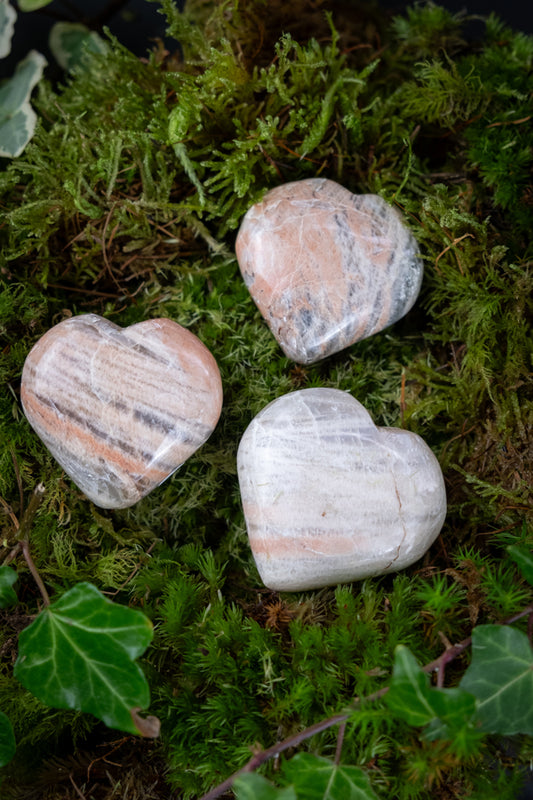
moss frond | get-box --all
[1,0,532,796]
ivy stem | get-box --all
[199,689,390,800]
[16,483,51,607]
[334,721,346,766]
[21,540,51,607]
[423,638,471,682]
[200,603,533,800]
[16,483,46,543]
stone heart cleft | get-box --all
[21,314,223,509]
[237,388,446,591]
[235,178,423,364]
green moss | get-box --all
[1,0,532,797]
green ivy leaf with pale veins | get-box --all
[0,49,47,157]
[460,625,533,735]
[385,645,477,740]
[14,582,159,737]
[48,22,106,72]
[283,753,378,800]
[233,773,297,800]
[0,0,17,58]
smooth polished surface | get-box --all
[235,178,423,364]
[237,388,446,591]
[21,314,223,509]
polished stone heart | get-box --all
[237,388,446,591]
[21,314,223,509]
[235,178,423,364]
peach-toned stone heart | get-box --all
[235,178,423,364]
[21,314,223,509]
[237,388,446,591]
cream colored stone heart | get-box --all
[235,178,423,364]
[237,388,446,591]
[21,314,223,509]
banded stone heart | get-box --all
[237,388,446,591]
[21,314,223,509]
[235,178,423,364]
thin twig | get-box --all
[200,604,533,800]
[69,773,87,800]
[16,483,46,543]
[15,483,51,606]
[46,283,123,299]
[424,638,471,685]
[434,232,474,274]
[486,115,532,128]
[334,721,346,766]
[501,606,533,626]
[3,543,22,565]
[0,494,19,533]
[21,540,50,607]
[199,690,389,800]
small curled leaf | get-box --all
[130,708,161,739]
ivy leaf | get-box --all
[384,646,435,726]
[17,0,54,10]
[422,688,478,741]
[385,646,477,738]
[14,582,157,736]
[283,753,378,800]
[0,0,17,58]
[233,773,297,800]
[460,624,533,735]
[48,22,106,72]
[0,711,16,767]
[0,565,18,608]
[507,545,533,587]
[0,49,47,158]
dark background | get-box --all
[381,0,532,33]
[2,0,533,80]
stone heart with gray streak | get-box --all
[237,388,446,591]
[21,314,223,509]
[235,178,423,364]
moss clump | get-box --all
[1,1,532,797]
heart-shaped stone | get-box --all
[21,314,223,509]
[235,178,423,364]
[237,388,446,591]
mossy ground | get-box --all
[0,1,532,797]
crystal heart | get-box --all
[235,178,423,364]
[21,314,223,509]
[237,388,446,591]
